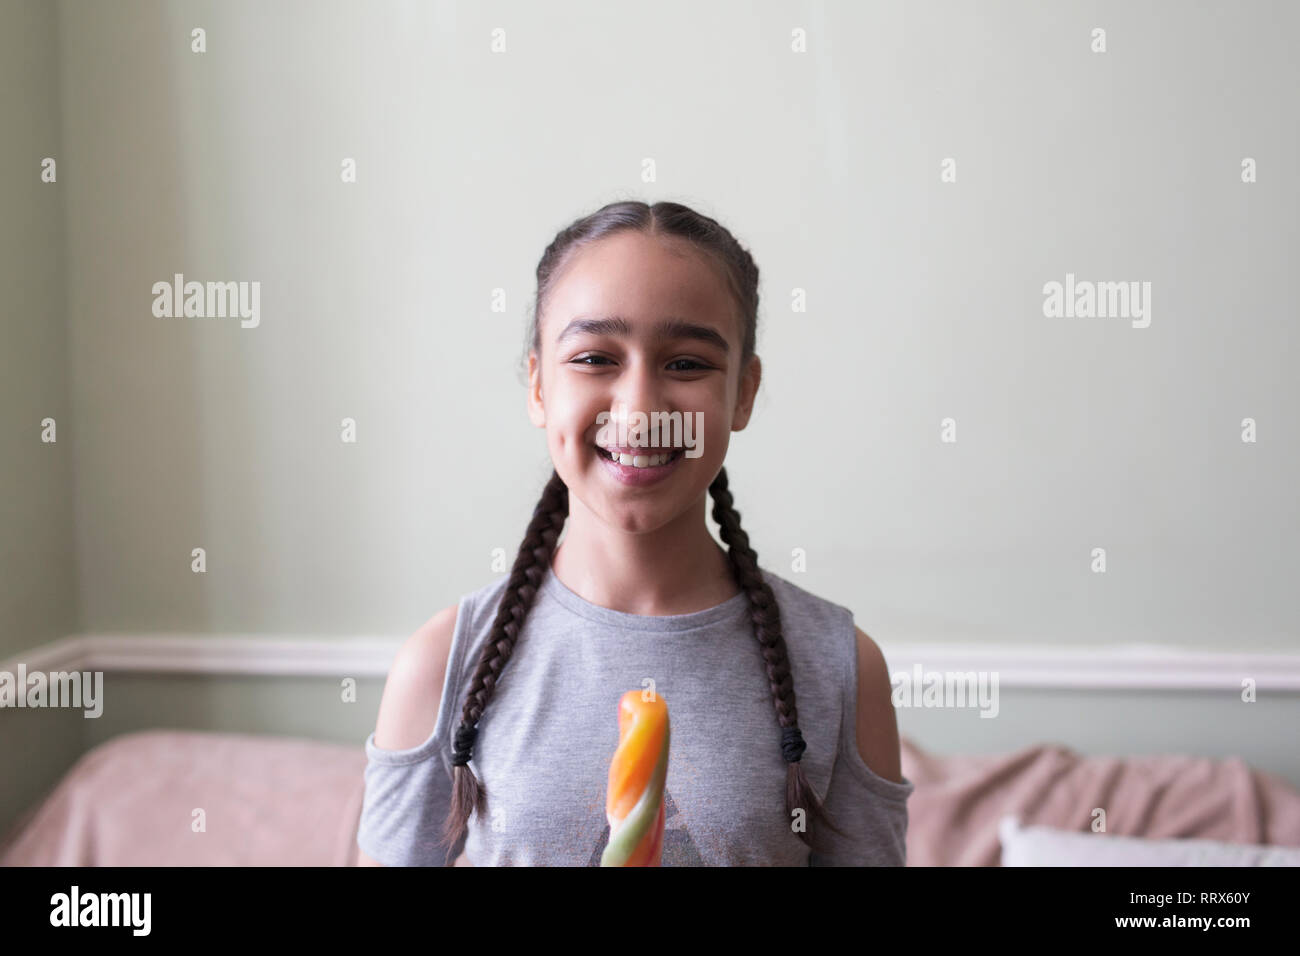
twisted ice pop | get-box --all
[600,689,670,867]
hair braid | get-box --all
[439,470,569,851]
[709,465,846,850]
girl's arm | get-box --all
[853,627,904,784]
[356,603,460,866]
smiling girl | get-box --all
[356,200,912,866]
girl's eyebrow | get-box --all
[557,315,730,354]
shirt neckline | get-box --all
[540,560,751,632]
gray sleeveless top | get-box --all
[357,561,913,866]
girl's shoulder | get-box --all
[453,573,516,637]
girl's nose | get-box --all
[607,364,668,438]
[611,364,665,418]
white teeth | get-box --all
[603,449,676,468]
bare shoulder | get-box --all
[852,625,904,784]
[372,602,460,752]
[357,603,459,866]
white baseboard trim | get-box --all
[2,635,1299,691]
[2,635,404,678]
[880,644,1300,691]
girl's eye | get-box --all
[570,355,709,371]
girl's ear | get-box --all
[731,355,761,431]
[526,351,546,427]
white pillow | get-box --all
[998,815,1300,866]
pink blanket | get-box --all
[902,738,1300,866]
[0,730,367,866]
[3,729,1298,866]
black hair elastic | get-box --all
[452,723,478,766]
[780,726,807,763]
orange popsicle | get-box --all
[600,690,670,866]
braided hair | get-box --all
[441,200,846,855]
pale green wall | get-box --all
[0,2,76,661]
[47,0,1300,649]
[0,0,84,840]
[77,675,388,752]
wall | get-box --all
[0,0,84,839]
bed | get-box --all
[3,729,1298,866]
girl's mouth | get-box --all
[594,446,683,467]
[593,444,685,486]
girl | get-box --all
[356,200,912,866]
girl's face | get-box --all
[527,230,760,534]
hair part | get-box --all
[444,200,845,858]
